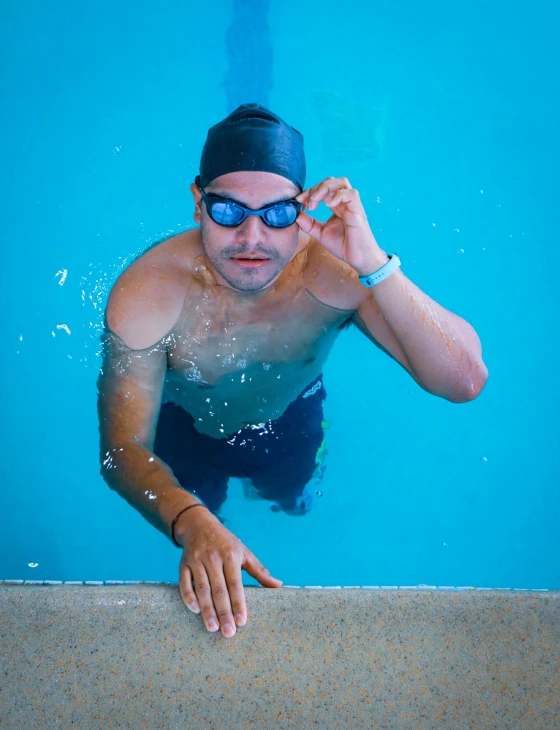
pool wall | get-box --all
[1,584,558,729]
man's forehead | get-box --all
[206,172,298,206]
[208,186,297,206]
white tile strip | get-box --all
[0,579,553,591]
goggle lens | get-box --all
[210,201,245,226]
[264,204,298,227]
[207,197,299,228]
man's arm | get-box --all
[353,255,488,403]
[97,263,282,639]
[97,326,201,540]
[295,177,488,403]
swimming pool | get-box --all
[1,0,558,590]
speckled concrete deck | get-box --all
[0,586,558,729]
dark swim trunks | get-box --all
[153,376,328,518]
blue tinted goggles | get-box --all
[196,178,302,228]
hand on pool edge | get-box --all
[176,507,283,638]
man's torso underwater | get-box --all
[114,228,365,438]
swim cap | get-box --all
[196,103,306,192]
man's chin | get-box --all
[219,261,282,292]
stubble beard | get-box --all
[201,227,298,292]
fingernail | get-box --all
[189,602,200,614]
[222,623,235,637]
[207,619,219,631]
[235,613,246,626]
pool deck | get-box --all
[0,585,558,729]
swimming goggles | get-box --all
[195,176,302,228]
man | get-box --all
[97,103,488,640]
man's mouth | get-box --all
[231,255,270,269]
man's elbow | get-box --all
[452,361,489,403]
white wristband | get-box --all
[359,253,401,287]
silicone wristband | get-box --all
[359,253,401,287]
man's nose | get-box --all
[236,213,266,243]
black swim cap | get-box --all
[196,103,306,192]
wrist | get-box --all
[172,502,211,547]
[354,248,390,277]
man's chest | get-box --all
[165,287,352,387]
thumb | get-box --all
[242,550,283,588]
[296,211,324,241]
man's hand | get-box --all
[176,507,283,638]
[295,176,389,276]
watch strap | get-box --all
[359,253,401,287]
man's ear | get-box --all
[189,182,203,224]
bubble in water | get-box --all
[315,491,322,497]
[184,366,202,382]
[236,358,247,370]
[222,354,234,366]
[54,269,68,286]
[28,563,39,568]
[262,363,271,371]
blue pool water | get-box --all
[1,0,558,588]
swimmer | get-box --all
[97,103,488,639]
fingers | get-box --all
[194,559,237,638]
[179,563,201,615]
[297,176,352,211]
[223,559,248,628]
[295,210,325,240]
[242,549,283,588]
[180,554,246,638]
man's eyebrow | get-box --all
[209,190,296,207]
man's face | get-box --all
[191,171,301,292]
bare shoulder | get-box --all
[106,228,202,350]
[302,238,366,311]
